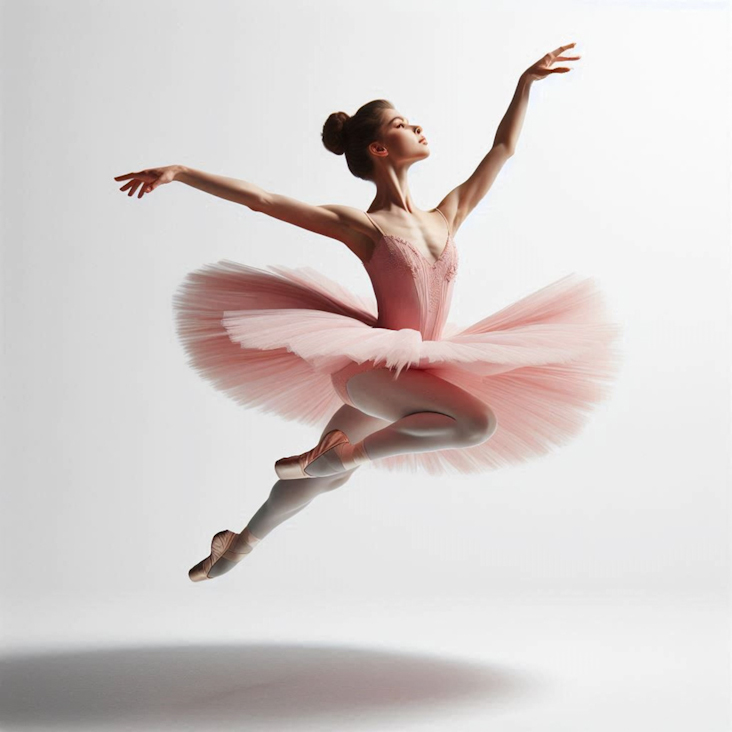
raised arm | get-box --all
[434,141,514,236]
[436,42,580,234]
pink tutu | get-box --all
[172,252,624,476]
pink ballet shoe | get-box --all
[275,428,354,480]
[188,529,253,582]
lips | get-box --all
[419,138,428,145]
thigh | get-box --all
[346,367,496,428]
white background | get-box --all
[1,0,729,730]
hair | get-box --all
[321,99,394,182]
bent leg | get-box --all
[342,367,497,462]
[244,404,392,539]
[303,367,498,478]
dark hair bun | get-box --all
[321,111,350,155]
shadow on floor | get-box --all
[0,641,549,730]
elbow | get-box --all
[248,192,271,213]
[495,141,515,157]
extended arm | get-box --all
[493,73,532,153]
[174,165,268,209]
[114,164,369,245]
[436,42,579,233]
[435,76,530,233]
[175,167,366,242]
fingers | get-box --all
[114,171,147,181]
[133,180,154,198]
[548,42,578,60]
[526,42,579,82]
[548,42,580,73]
[122,179,147,198]
[115,171,155,199]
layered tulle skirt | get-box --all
[172,260,624,476]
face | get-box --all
[374,108,430,162]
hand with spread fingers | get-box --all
[113,165,180,199]
[521,42,581,83]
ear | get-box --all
[369,142,388,157]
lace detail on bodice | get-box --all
[365,234,458,277]
[362,234,459,340]
[372,236,420,276]
[443,249,459,282]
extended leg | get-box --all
[204,405,392,579]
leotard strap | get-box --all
[434,207,451,238]
[364,211,386,238]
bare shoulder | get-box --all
[255,192,377,265]
[319,204,378,264]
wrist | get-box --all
[173,165,188,182]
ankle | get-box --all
[340,439,371,470]
[240,527,262,549]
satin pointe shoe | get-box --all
[188,529,253,582]
[274,428,353,480]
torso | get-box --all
[342,208,454,266]
[350,207,459,339]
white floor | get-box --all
[1,590,728,731]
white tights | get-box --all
[243,367,497,541]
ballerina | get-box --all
[114,42,622,582]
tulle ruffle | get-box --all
[173,259,624,476]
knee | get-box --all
[319,469,356,492]
[459,406,498,445]
[274,470,353,501]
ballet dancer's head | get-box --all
[322,99,430,182]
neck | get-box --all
[369,164,418,214]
